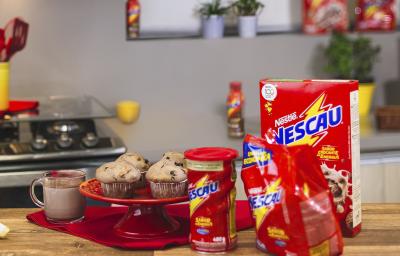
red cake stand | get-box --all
[80,179,189,239]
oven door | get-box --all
[0,157,115,207]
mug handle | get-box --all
[29,177,44,208]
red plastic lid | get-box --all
[230,81,242,90]
[184,147,238,161]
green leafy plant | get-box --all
[324,32,353,79]
[232,0,264,16]
[352,37,381,82]
[199,0,229,18]
[324,32,381,82]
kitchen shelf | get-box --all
[127,26,303,41]
[127,25,400,41]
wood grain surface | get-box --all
[1,204,400,255]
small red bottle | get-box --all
[226,81,245,138]
[126,0,140,39]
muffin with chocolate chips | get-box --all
[149,151,185,171]
[116,152,150,188]
[146,152,187,198]
[161,151,185,167]
[96,161,141,198]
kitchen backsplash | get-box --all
[0,0,399,151]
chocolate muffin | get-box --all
[146,152,187,198]
[116,152,150,188]
[161,151,185,168]
[96,161,141,198]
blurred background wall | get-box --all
[0,0,399,151]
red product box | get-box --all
[356,0,396,31]
[303,0,349,34]
[259,79,361,237]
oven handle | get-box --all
[0,159,108,187]
[0,167,99,188]
[0,171,47,188]
[0,157,116,172]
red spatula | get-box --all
[0,100,39,118]
[3,18,29,62]
[0,28,5,61]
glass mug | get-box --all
[30,170,86,224]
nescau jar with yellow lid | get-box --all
[185,147,238,253]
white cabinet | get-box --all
[360,161,385,202]
[361,152,400,203]
[382,160,400,202]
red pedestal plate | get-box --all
[80,179,189,239]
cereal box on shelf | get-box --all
[356,0,396,31]
[303,0,349,34]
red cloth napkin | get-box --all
[27,201,254,250]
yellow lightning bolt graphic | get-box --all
[228,107,236,117]
[290,93,326,147]
[311,0,323,10]
[365,6,379,18]
[228,99,240,117]
[253,178,281,231]
[190,175,209,216]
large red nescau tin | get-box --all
[259,79,361,237]
[185,147,238,253]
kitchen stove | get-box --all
[0,119,125,162]
[0,96,127,207]
[0,122,19,143]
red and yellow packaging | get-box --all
[185,147,238,253]
[241,134,344,255]
[303,0,349,34]
[226,81,245,138]
[126,0,140,39]
[356,0,396,31]
[259,79,361,237]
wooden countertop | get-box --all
[1,204,400,255]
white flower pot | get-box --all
[238,16,257,38]
[202,15,224,39]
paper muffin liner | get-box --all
[149,180,188,199]
[101,182,135,198]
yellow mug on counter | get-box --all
[116,100,140,124]
[0,62,9,111]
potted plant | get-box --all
[232,0,264,38]
[199,0,229,39]
[324,32,380,116]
